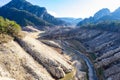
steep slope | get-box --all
[94,8,110,20]
[0,40,54,80]
[2,0,67,26]
[0,7,52,29]
[112,7,120,17]
[17,35,72,79]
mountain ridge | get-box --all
[2,0,67,26]
[94,8,110,20]
[0,7,53,29]
[77,7,120,26]
[0,0,68,29]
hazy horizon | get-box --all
[0,0,120,18]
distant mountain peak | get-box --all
[112,7,120,17]
[115,7,120,11]
[114,7,120,13]
[94,8,110,20]
[77,7,120,26]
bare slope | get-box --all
[0,29,73,80]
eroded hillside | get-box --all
[0,27,76,80]
[40,26,120,80]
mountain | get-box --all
[0,7,52,29]
[97,7,120,22]
[94,8,110,20]
[2,0,67,26]
[112,7,120,17]
[77,8,111,26]
[0,0,67,28]
[59,17,82,26]
[77,7,120,26]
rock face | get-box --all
[0,41,54,80]
[17,36,72,78]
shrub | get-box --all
[81,20,120,32]
[0,16,21,37]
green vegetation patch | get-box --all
[89,53,97,60]
[96,67,104,80]
[0,16,21,37]
[0,16,22,43]
[81,20,120,32]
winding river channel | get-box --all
[74,50,98,80]
[65,44,98,80]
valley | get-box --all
[0,0,120,80]
[41,26,120,80]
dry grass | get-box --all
[0,31,26,44]
[0,53,34,80]
[0,34,13,44]
[15,31,26,39]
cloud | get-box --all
[48,10,58,17]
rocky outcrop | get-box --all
[96,47,120,61]
[95,52,120,68]
[0,41,54,80]
[17,36,72,79]
[104,63,120,78]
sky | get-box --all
[0,0,120,18]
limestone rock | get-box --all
[0,41,54,80]
[17,36,72,78]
